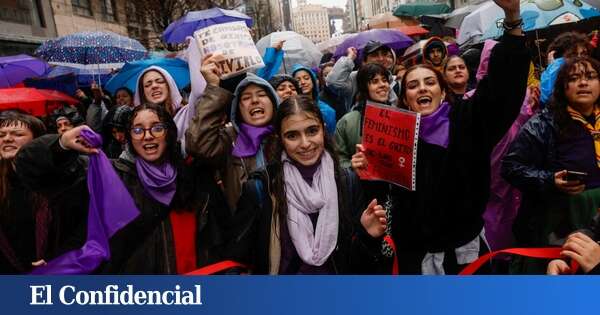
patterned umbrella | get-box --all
[44,65,114,88]
[35,31,147,70]
[163,7,253,44]
[0,54,50,88]
[458,0,600,45]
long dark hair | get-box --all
[268,95,348,232]
[547,31,591,60]
[0,110,46,210]
[356,63,391,104]
[125,103,181,167]
[398,63,451,109]
[549,56,600,137]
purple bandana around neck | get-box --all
[31,128,140,274]
[419,101,450,148]
[232,123,274,158]
[135,158,177,206]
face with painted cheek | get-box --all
[239,84,274,127]
[444,58,469,89]
[56,118,73,135]
[294,70,314,95]
[281,112,325,167]
[142,71,169,104]
[130,110,167,163]
[0,122,34,160]
[403,67,446,116]
[368,73,390,103]
[116,89,133,107]
[276,81,298,101]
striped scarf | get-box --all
[568,106,600,167]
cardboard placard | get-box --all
[360,102,420,191]
[194,21,264,79]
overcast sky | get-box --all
[291,0,347,9]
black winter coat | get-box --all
[387,33,530,273]
[226,162,385,274]
[15,134,231,274]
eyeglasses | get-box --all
[568,72,599,84]
[130,124,167,140]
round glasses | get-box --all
[130,124,167,140]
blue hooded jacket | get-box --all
[540,57,564,107]
[291,64,337,135]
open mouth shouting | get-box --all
[142,143,160,155]
[417,96,433,108]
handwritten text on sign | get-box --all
[360,102,420,191]
[194,21,264,79]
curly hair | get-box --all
[549,56,600,137]
[547,31,591,59]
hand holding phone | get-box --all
[565,170,588,182]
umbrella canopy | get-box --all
[443,1,488,29]
[394,3,451,17]
[104,58,190,95]
[458,0,600,45]
[45,65,113,88]
[333,29,415,59]
[255,31,322,74]
[317,34,354,54]
[0,54,50,88]
[35,31,147,70]
[163,7,253,44]
[0,87,79,116]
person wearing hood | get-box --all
[186,55,280,211]
[50,105,84,135]
[442,55,470,99]
[134,38,208,156]
[269,74,301,102]
[326,40,398,118]
[292,64,336,135]
[101,105,133,159]
[423,37,448,73]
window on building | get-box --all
[72,0,92,17]
[0,0,40,26]
[100,0,117,22]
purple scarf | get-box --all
[232,123,274,158]
[135,158,177,206]
[31,128,140,274]
[419,101,450,148]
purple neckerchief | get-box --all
[419,101,450,148]
[232,123,274,158]
[135,158,177,206]
[31,128,140,274]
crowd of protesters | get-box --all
[2,0,600,275]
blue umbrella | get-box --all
[35,31,147,70]
[0,54,50,88]
[458,0,600,45]
[44,65,114,88]
[163,7,253,44]
[104,58,190,95]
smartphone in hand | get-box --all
[565,171,588,182]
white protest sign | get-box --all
[194,21,264,79]
[270,32,303,51]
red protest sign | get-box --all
[360,102,420,191]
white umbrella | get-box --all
[316,34,354,54]
[444,0,489,29]
[255,31,323,74]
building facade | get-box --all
[51,0,127,37]
[292,3,331,44]
[0,0,58,55]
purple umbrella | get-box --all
[333,29,414,60]
[0,54,50,88]
[163,7,253,44]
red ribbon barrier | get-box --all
[185,260,247,275]
[459,247,579,275]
